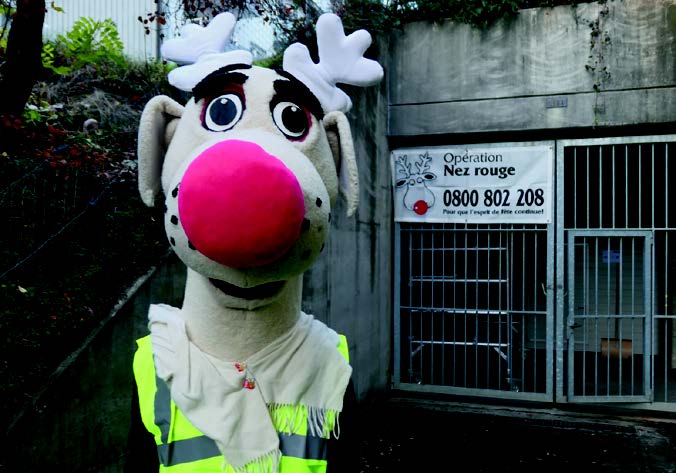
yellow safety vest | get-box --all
[133,334,350,473]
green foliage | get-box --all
[49,0,64,13]
[253,52,283,70]
[389,0,521,29]
[56,17,125,69]
[41,41,71,75]
[21,96,60,125]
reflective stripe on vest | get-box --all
[133,334,350,472]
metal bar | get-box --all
[408,226,413,383]
[663,316,667,402]
[619,237,624,395]
[651,232,656,402]
[441,224,446,386]
[595,237,599,396]
[667,144,669,228]
[546,160,556,399]
[574,146,578,228]
[587,147,590,228]
[394,223,402,384]
[419,229,423,383]
[410,277,508,283]
[612,146,616,229]
[665,232,669,401]
[567,232,576,399]
[625,145,628,227]
[475,225,480,388]
[509,230,514,391]
[453,227,457,387]
[401,305,516,315]
[644,233,652,399]
[402,225,542,233]
[652,144,655,228]
[412,340,511,347]
[630,235,635,395]
[583,236,587,396]
[607,236,611,396]
[431,227,435,385]
[604,146,608,227]
[498,226,503,389]
[556,135,676,147]
[464,229,468,387]
[394,382,550,402]
[562,395,654,403]
[534,231,539,393]
[565,229,656,237]
[487,229,491,389]
[556,142,567,402]
[639,145,642,227]
[412,246,508,250]
[522,230,526,391]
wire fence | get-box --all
[0,158,113,280]
[0,153,168,430]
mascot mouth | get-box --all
[209,278,286,300]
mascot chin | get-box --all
[125,11,383,473]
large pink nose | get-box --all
[178,140,305,268]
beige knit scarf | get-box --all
[148,304,352,472]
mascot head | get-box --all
[137,12,383,308]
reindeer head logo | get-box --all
[395,152,436,215]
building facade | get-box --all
[306,0,676,413]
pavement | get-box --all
[356,396,676,472]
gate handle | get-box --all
[568,322,582,329]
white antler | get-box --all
[415,153,432,174]
[161,12,252,92]
[396,155,412,177]
[283,13,384,113]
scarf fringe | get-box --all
[222,448,282,473]
[268,403,342,439]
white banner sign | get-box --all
[392,145,553,223]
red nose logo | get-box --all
[178,140,306,268]
[413,200,428,215]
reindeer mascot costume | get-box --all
[126,11,382,473]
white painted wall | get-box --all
[43,0,279,61]
[44,0,163,60]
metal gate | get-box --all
[393,140,555,401]
[395,135,676,409]
[557,136,676,409]
[566,230,652,402]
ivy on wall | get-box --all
[332,0,608,33]
[274,0,611,65]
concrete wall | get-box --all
[302,74,392,401]
[389,0,676,136]
[5,255,186,472]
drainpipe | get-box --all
[155,0,164,60]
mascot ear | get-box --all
[323,111,359,217]
[137,95,184,207]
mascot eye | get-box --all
[204,94,244,132]
[272,102,310,140]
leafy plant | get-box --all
[57,17,125,69]
[41,41,71,75]
[22,94,61,126]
